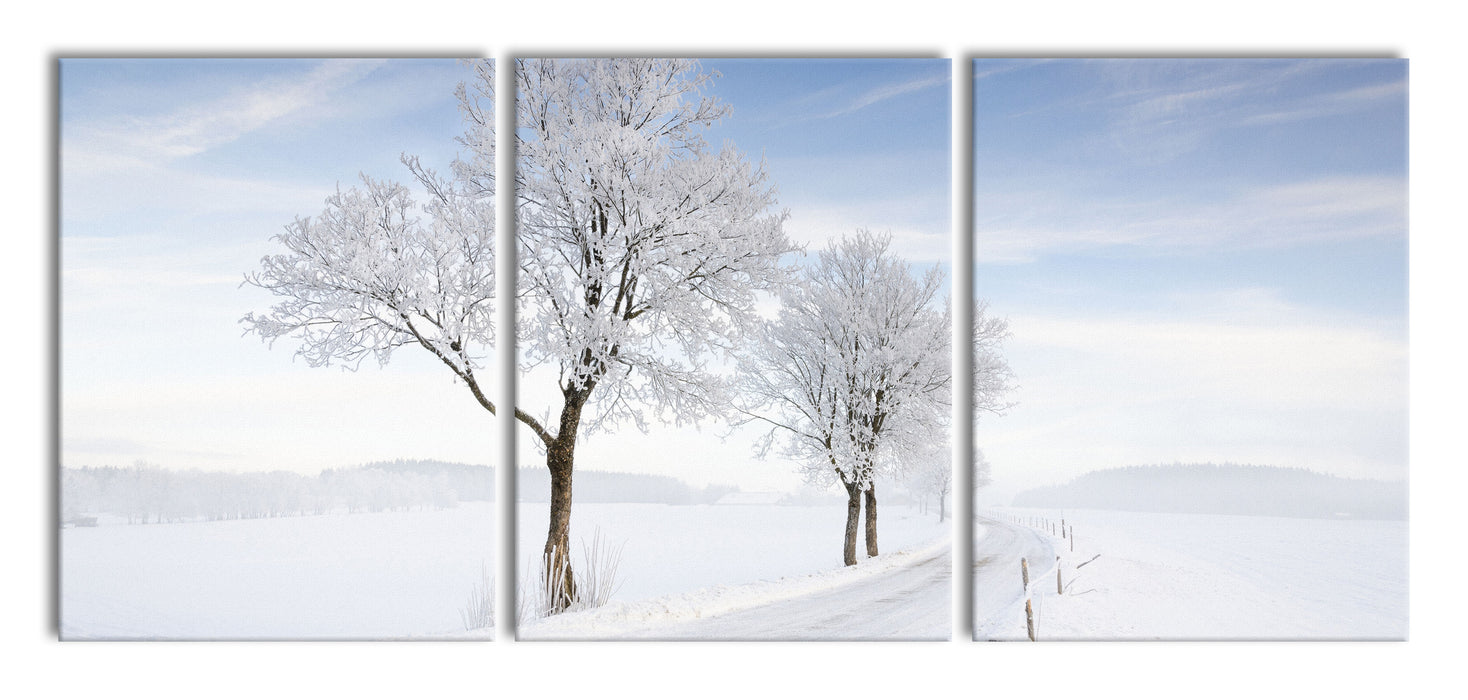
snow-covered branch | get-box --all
[243,60,527,428]
[514,58,797,437]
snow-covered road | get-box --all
[972,516,1056,640]
[520,537,953,640]
[623,542,952,640]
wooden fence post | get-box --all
[1022,557,1035,641]
[1057,556,1063,595]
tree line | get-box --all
[61,461,489,526]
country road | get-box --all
[637,516,1056,641]
[605,542,953,641]
[972,515,1056,640]
[521,517,1057,641]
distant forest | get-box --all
[60,460,742,526]
[61,460,494,525]
[1012,463,1407,520]
[514,468,737,505]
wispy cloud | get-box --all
[64,59,385,173]
[1093,60,1405,162]
[814,74,949,120]
[976,175,1406,262]
[776,72,949,128]
[786,204,951,265]
[776,180,951,264]
[1240,79,1407,126]
[972,60,1044,82]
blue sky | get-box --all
[702,59,951,264]
[973,59,1408,497]
[61,58,951,490]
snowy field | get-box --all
[978,508,1407,640]
[517,501,950,637]
[61,502,496,640]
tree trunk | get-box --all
[864,483,878,558]
[542,389,589,614]
[842,480,862,566]
[543,451,576,613]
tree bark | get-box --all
[863,483,879,557]
[542,388,589,614]
[842,480,862,566]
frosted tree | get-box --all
[973,445,994,491]
[905,447,953,522]
[513,59,794,611]
[972,300,1014,499]
[736,231,951,565]
[973,299,1014,418]
[242,63,499,472]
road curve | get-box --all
[619,541,953,640]
[972,515,1056,640]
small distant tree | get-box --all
[972,299,1014,499]
[737,231,951,565]
[905,448,953,522]
[513,58,794,611]
[973,446,994,492]
[972,299,1014,419]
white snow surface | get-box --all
[517,502,950,639]
[61,502,496,640]
[976,508,1407,640]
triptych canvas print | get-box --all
[58,56,1407,641]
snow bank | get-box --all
[61,502,496,639]
[521,535,948,639]
[517,502,949,638]
[517,501,946,602]
[982,508,1407,640]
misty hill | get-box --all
[60,458,741,525]
[516,467,737,505]
[1012,463,1406,520]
